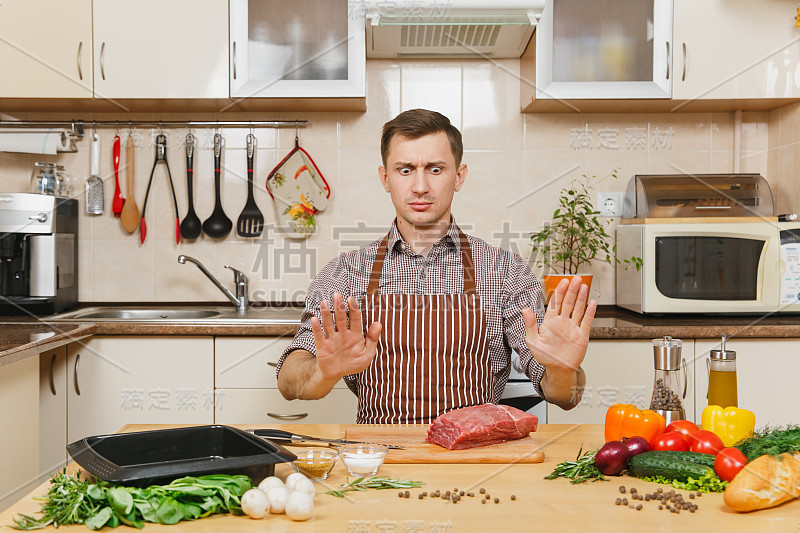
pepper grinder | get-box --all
[650,336,687,424]
[707,333,738,408]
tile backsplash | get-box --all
[1,59,785,305]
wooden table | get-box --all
[1,424,797,532]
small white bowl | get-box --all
[339,444,389,477]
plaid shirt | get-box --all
[278,218,547,401]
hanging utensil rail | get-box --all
[0,119,309,141]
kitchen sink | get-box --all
[67,309,224,320]
[47,305,304,325]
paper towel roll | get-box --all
[0,129,73,154]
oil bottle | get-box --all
[707,333,738,408]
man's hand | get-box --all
[311,292,382,383]
[522,276,596,409]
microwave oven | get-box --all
[616,221,800,314]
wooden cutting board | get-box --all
[344,425,545,464]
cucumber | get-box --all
[628,451,716,482]
[636,450,716,468]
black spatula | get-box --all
[236,133,264,237]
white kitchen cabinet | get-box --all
[0,356,39,513]
[547,339,697,425]
[672,0,800,101]
[214,337,357,425]
[66,336,214,443]
[92,0,228,99]
[695,338,800,427]
[229,0,365,99]
[0,0,93,98]
[533,0,673,100]
[215,389,358,425]
[39,347,68,483]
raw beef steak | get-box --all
[426,403,539,450]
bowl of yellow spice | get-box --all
[290,447,338,480]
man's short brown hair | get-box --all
[381,109,463,167]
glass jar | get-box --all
[707,334,737,408]
[54,165,71,197]
[30,162,58,195]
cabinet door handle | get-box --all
[77,41,83,81]
[267,412,308,420]
[49,354,57,395]
[100,42,106,81]
[232,41,237,80]
[73,353,81,396]
[681,42,687,82]
[267,361,277,367]
[664,41,670,79]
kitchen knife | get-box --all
[249,429,404,449]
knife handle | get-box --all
[252,429,296,440]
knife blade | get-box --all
[249,429,404,449]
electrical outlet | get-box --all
[596,192,623,217]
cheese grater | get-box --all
[85,132,104,214]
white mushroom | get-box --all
[285,491,314,521]
[258,476,284,493]
[291,475,316,497]
[240,488,271,519]
[266,486,289,514]
[285,472,308,492]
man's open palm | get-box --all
[522,276,596,373]
[311,292,382,382]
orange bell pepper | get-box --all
[604,403,666,443]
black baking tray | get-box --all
[67,425,296,486]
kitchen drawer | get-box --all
[214,337,347,389]
[214,388,358,425]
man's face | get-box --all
[378,132,467,231]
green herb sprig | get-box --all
[544,446,607,484]
[11,471,253,531]
[734,425,800,461]
[324,476,424,498]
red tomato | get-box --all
[651,431,689,452]
[688,430,725,455]
[715,447,748,482]
[665,420,700,441]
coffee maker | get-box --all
[0,193,78,315]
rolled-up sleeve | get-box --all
[500,255,546,397]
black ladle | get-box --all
[179,133,202,239]
[202,133,232,239]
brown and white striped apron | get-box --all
[356,230,494,424]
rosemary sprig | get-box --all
[324,476,424,498]
[544,446,607,484]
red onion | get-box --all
[594,441,630,475]
[621,436,651,458]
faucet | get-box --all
[178,255,248,311]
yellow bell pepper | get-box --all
[701,405,756,447]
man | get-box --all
[277,109,594,423]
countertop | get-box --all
[0,423,795,532]
[2,304,800,368]
[0,322,94,367]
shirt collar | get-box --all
[388,216,462,254]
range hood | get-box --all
[365,0,545,58]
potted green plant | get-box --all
[530,171,641,302]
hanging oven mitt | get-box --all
[266,140,330,238]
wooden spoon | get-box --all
[120,135,139,233]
